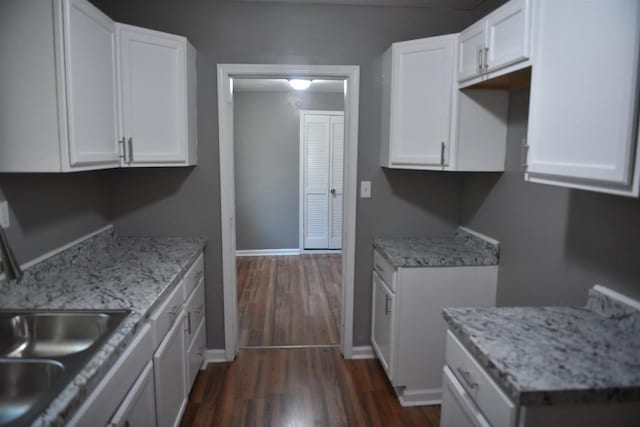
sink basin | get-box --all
[0,309,130,426]
[0,311,129,358]
[0,359,64,425]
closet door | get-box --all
[328,115,344,250]
[303,114,331,249]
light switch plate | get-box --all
[360,181,371,198]
[0,201,9,228]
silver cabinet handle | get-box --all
[521,138,530,169]
[483,46,489,70]
[456,367,479,391]
[477,44,483,73]
[187,311,192,335]
[127,137,133,162]
[118,137,126,161]
[440,141,446,166]
[385,294,392,315]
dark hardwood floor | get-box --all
[237,255,342,347]
[180,347,441,427]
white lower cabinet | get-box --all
[371,249,497,406]
[108,361,157,427]
[67,252,206,427]
[154,314,188,427]
[186,318,206,389]
[442,329,640,427]
[371,272,395,378]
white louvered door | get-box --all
[328,115,344,249]
[302,112,344,250]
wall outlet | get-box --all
[0,201,9,228]
[360,181,371,198]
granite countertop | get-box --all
[0,227,206,427]
[373,227,499,268]
[443,287,640,406]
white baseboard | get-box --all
[396,387,442,407]
[351,345,375,359]
[236,248,301,257]
[301,249,342,254]
[203,349,227,365]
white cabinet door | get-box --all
[457,21,486,82]
[526,0,640,196]
[153,315,187,427]
[371,272,395,381]
[441,367,491,427]
[109,361,157,427]
[388,36,455,167]
[63,0,120,167]
[328,115,344,250]
[118,25,188,165]
[186,317,206,391]
[486,0,530,72]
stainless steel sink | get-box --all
[0,312,125,358]
[0,309,130,426]
[0,359,64,425]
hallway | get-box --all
[237,254,342,347]
[180,347,441,427]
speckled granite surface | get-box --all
[0,227,206,427]
[443,287,640,406]
[373,227,499,268]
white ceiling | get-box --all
[231,0,485,9]
[233,78,345,93]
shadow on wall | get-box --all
[564,189,640,298]
[380,168,465,235]
[0,172,110,234]
[105,167,197,235]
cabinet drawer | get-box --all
[186,317,206,390]
[150,280,185,348]
[183,253,204,299]
[373,250,396,292]
[445,330,516,427]
[185,277,205,348]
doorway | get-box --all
[217,64,360,360]
[232,78,344,348]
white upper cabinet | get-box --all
[458,20,487,83]
[0,0,197,173]
[64,0,120,168]
[0,0,120,172]
[380,35,455,169]
[457,0,531,87]
[380,35,509,172]
[526,0,640,197]
[117,24,197,167]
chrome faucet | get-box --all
[0,224,22,281]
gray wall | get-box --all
[0,173,111,263]
[95,0,480,348]
[234,90,343,250]
[461,87,640,306]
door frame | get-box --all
[299,109,345,253]
[217,64,360,361]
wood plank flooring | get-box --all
[237,255,342,347]
[180,347,441,427]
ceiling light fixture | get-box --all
[289,79,312,90]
